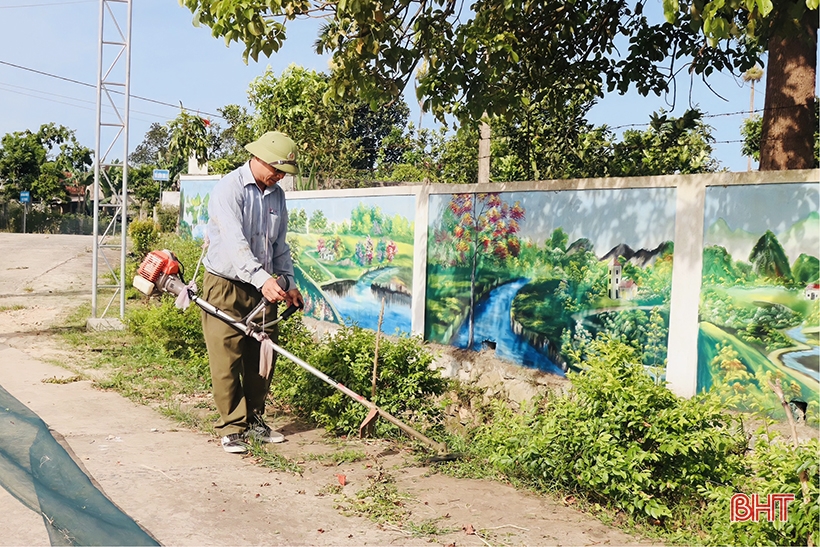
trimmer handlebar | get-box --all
[134,250,302,330]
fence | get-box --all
[180,170,820,407]
[0,201,98,235]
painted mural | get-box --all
[287,196,415,334]
[178,178,217,240]
[698,183,820,420]
[425,189,677,377]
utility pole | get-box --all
[742,65,764,172]
[478,116,490,184]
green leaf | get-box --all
[755,0,774,15]
[662,0,679,22]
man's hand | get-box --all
[285,288,304,309]
[261,276,287,302]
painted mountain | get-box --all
[705,212,819,264]
[704,218,758,262]
[600,241,673,267]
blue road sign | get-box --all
[152,169,170,182]
[20,191,30,204]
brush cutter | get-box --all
[133,250,448,455]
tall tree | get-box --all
[168,109,211,169]
[180,0,816,169]
[667,0,817,170]
[0,124,91,203]
[245,65,410,186]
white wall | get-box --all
[292,169,819,397]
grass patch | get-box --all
[157,403,217,433]
[0,304,25,312]
[305,448,368,465]
[247,441,304,475]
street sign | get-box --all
[20,190,30,204]
[152,169,170,182]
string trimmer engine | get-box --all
[133,250,188,297]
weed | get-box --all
[158,403,216,433]
[128,219,159,259]
[42,375,83,384]
[273,322,449,438]
[405,517,458,537]
[0,304,25,312]
[335,466,410,524]
[247,442,304,475]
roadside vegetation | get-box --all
[54,233,818,547]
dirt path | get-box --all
[0,233,653,547]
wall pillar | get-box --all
[665,176,706,397]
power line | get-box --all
[0,82,172,124]
[0,59,224,120]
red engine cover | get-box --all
[137,250,180,282]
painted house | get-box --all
[806,283,820,300]
[619,279,639,301]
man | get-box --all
[201,131,304,454]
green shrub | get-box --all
[127,296,208,374]
[694,431,819,547]
[129,219,159,259]
[156,233,208,286]
[156,205,179,233]
[271,323,448,437]
[472,336,747,522]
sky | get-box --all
[0,0,808,174]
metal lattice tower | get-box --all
[91,0,132,320]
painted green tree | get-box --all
[309,209,328,234]
[793,254,820,284]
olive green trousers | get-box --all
[201,272,279,436]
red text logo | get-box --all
[730,493,795,522]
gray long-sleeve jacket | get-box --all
[202,162,295,290]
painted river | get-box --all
[324,268,412,334]
[453,279,565,376]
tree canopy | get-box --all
[0,123,92,203]
[181,0,816,169]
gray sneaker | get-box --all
[221,432,249,453]
[248,421,285,443]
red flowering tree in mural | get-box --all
[434,192,525,347]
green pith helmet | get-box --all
[244,131,300,174]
